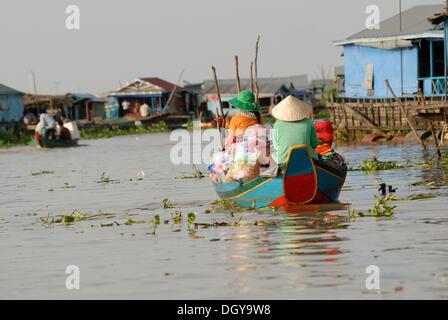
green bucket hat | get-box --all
[228,90,261,112]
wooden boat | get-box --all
[213,145,347,209]
[31,136,78,148]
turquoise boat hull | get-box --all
[213,145,347,208]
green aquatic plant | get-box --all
[334,130,349,141]
[31,170,55,176]
[0,132,33,148]
[175,164,205,179]
[48,182,76,191]
[386,194,436,201]
[349,157,403,171]
[368,196,396,216]
[234,215,242,227]
[209,199,243,212]
[162,198,174,209]
[349,196,396,218]
[172,211,182,224]
[99,172,110,183]
[187,212,196,224]
[40,210,119,225]
[386,130,408,138]
[80,122,170,140]
[314,108,331,119]
[61,182,76,189]
[210,199,229,206]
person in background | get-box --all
[34,120,44,146]
[60,114,70,123]
[314,120,334,156]
[56,120,72,142]
[216,90,263,144]
[271,95,319,164]
[23,112,37,125]
[140,103,151,117]
[37,111,57,140]
[121,100,130,115]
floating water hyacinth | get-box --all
[31,170,55,176]
[385,194,436,201]
[349,196,396,218]
[175,164,205,179]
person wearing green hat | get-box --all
[216,90,264,143]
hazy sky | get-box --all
[0,0,443,94]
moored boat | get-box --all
[212,144,347,208]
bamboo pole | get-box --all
[164,69,185,111]
[250,62,254,93]
[215,107,223,150]
[254,35,260,102]
[419,88,441,158]
[234,56,241,94]
[211,66,225,127]
[385,80,426,149]
[428,121,442,158]
[429,124,447,160]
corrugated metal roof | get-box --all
[139,77,182,91]
[335,5,444,46]
[69,93,105,103]
[0,83,24,95]
[108,78,176,97]
[202,75,309,96]
[310,79,335,89]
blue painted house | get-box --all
[334,5,446,99]
[0,83,24,122]
[106,77,186,118]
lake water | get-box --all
[1,132,448,299]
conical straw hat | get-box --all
[271,95,313,121]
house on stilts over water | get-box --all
[103,77,198,128]
[327,4,448,140]
[0,83,24,134]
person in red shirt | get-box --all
[314,120,334,156]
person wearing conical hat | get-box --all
[216,90,264,143]
[271,95,319,164]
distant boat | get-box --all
[30,136,78,148]
[212,145,347,209]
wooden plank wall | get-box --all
[326,97,444,140]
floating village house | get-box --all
[69,93,106,123]
[326,4,448,139]
[106,77,191,118]
[0,83,24,131]
[334,4,445,99]
[201,75,312,116]
[23,93,105,123]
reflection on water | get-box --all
[0,134,448,299]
